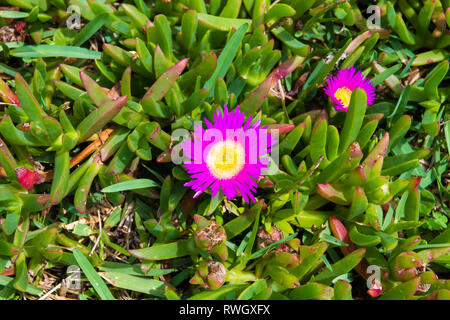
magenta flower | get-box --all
[324,66,376,112]
[181,106,276,203]
[15,167,40,190]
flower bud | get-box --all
[367,279,383,298]
[391,251,425,282]
[193,216,227,261]
[257,225,283,249]
[189,260,227,290]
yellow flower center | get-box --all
[206,140,245,180]
[334,87,352,107]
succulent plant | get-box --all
[193,216,228,261]
[0,0,448,302]
[189,260,227,290]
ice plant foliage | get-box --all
[2,0,449,301]
[324,66,376,111]
[181,106,276,203]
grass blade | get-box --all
[73,248,115,300]
[73,13,108,47]
[203,23,248,96]
[11,45,102,59]
[101,178,159,193]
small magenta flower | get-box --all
[15,167,40,190]
[324,66,376,112]
[181,105,276,203]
